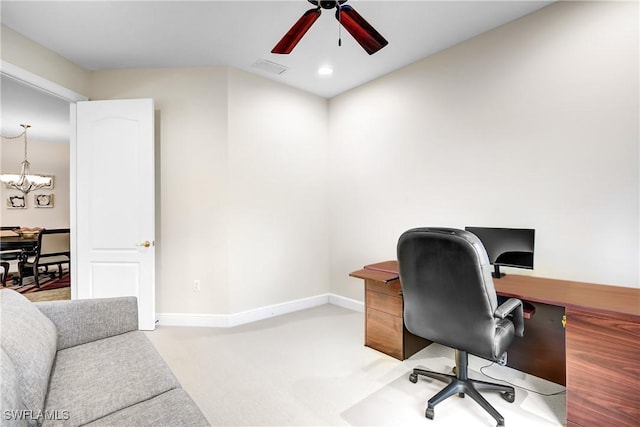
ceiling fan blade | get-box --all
[337,5,388,55]
[272,8,321,54]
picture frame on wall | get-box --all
[34,193,54,208]
[6,195,26,209]
[40,175,54,190]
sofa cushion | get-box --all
[82,388,210,427]
[0,290,58,426]
[43,331,180,426]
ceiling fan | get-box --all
[271,0,388,55]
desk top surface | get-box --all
[350,260,640,320]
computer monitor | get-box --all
[465,227,535,279]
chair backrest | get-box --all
[37,228,71,257]
[397,227,500,360]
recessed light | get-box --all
[318,66,333,76]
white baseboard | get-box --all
[156,293,363,328]
[155,312,232,328]
[328,294,364,312]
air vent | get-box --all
[251,59,288,75]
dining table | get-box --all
[0,230,39,251]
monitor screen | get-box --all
[465,227,535,278]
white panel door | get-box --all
[75,99,155,330]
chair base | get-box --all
[18,262,68,287]
[409,350,515,427]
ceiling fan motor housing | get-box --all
[309,0,347,9]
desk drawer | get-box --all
[365,279,401,297]
[367,290,402,317]
[366,308,403,360]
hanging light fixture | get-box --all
[0,124,52,195]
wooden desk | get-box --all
[350,260,640,427]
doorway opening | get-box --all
[0,63,87,301]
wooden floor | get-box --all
[3,270,70,302]
[23,286,70,302]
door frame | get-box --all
[1,61,88,298]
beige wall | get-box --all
[329,0,639,302]
[0,138,70,228]
[1,1,637,317]
[88,67,329,315]
[89,67,231,314]
[227,69,329,313]
[1,26,90,97]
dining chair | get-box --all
[1,226,21,286]
[18,228,71,287]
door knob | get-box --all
[137,240,152,248]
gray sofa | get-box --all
[1,289,209,427]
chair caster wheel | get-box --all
[409,373,418,383]
[501,391,515,403]
[425,407,434,420]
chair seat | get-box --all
[24,255,70,266]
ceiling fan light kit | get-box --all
[272,0,388,55]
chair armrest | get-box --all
[494,298,524,338]
[19,249,36,262]
[35,297,138,350]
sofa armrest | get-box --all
[35,297,138,350]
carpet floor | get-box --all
[146,304,566,426]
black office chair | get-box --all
[1,226,21,286]
[397,228,524,427]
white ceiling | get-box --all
[0,1,553,142]
[1,0,553,99]
[1,75,70,143]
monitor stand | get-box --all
[492,265,505,279]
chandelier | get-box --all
[0,124,52,195]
